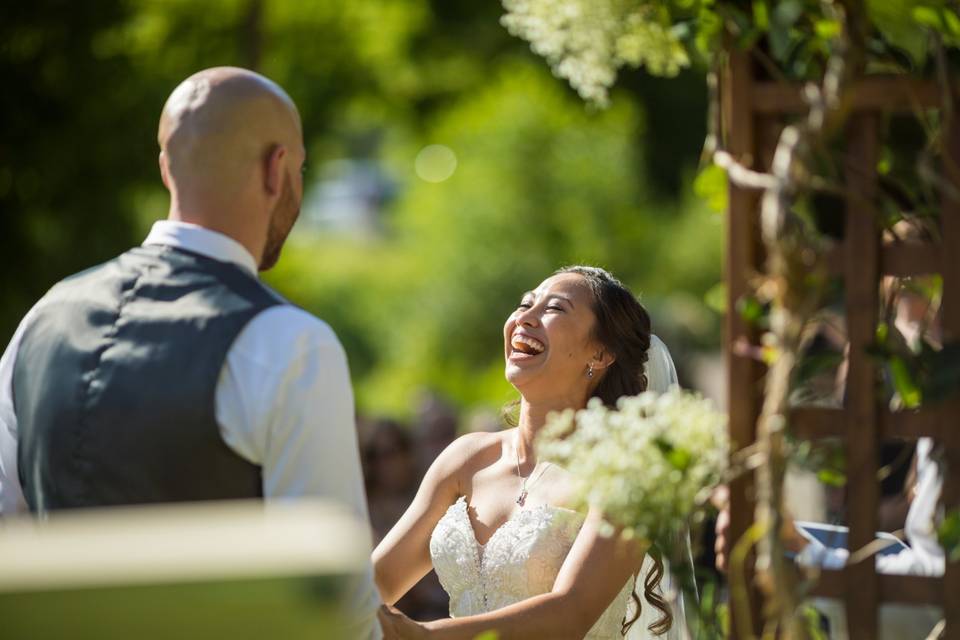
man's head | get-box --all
[158,67,305,271]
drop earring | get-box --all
[587,364,594,379]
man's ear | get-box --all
[264,144,287,197]
[158,151,171,190]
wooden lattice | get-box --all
[723,49,960,639]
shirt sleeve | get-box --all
[215,305,382,639]
[0,307,35,516]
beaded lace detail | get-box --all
[429,496,635,639]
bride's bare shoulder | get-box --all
[432,429,509,476]
[440,429,507,467]
[422,429,507,497]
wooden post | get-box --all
[842,113,881,640]
[724,48,764,639]
[721,50,954,632]
[940,108,960,640]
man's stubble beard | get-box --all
[259,171,301,271]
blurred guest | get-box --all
[361,417,450,622]
[363,418,418,541]
[412,392,458,481]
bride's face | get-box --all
[503,273,604,403]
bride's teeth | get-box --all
[512,335,545,354]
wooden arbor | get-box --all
[723,49,960,639]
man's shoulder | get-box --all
[230,304,344,370]
[254,304,339,344]
[41,255,122,297]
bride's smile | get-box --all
[503,272,610,406]
[508,331,545,359]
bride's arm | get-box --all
[412,508,647,640]
[372,432,481,606]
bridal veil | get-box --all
[626,335,694,640]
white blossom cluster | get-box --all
[501,0,690,105]
[538,388,728,543]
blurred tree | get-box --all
[270,62,721,415]
[1,0,715,416]
[0,1,146,336]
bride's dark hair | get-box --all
[556,265,672,636]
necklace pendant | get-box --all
[516,489,527,507]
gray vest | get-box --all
[13,244,283,514]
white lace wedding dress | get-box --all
[428,336,687,639]
[430,495,670,639]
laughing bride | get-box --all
[373,266,683,639]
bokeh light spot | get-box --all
[414,144,457,183]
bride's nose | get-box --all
[515,307,540,328]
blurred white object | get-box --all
[0,500,372,639]
[798,438,944,639]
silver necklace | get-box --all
[515,432,549,507]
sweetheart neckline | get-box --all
[430,497,637,637]
[447,495,580,549]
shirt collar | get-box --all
[142,220,259,277]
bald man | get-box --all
[0,68,382,637]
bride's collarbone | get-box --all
[462,469,577,542]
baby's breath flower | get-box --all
[537,387,728,550]
[501,0,691,106]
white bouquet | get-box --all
[537,388,728,544]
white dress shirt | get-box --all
[0,220,382,638]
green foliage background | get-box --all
[0,0,719,418]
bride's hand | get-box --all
[378,604,428,640]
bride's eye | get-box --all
[546,305,564,312]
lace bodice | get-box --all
[429,496,634,639]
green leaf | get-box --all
[654,437,693,472]
[693,163,728,212]
[889,354,922,408]
[877,145,894,175]
[752,1,770,31]
[669,447,693,472]
[868,0,930,68]
[817,468,847,487]
[736,295,766,326]
[938,508,960,562]
[695,7,723,57]
[912,6,945,30]
[912,5,960,43]
[472,632,500,640]
[717,603,731,636]
[913,273,943,302]
[944,8,960,37]
[814,19,841,40]
[801,604,830,640]
[704,281,727,314]
[876,321,890,345]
